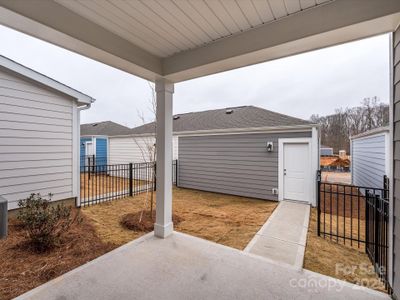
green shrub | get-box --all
[17,193,75,252]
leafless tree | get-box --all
[310,97,389,153]
[132,82,157,219]
[134,82,156,163]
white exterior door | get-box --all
[283,143,309,202]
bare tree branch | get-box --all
[311,97,389,153]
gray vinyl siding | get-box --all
[0,67,74,210]
[351,134,387,189]
[393,27,400,297]
[178,131,311,201]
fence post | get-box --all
[0,196,7,239]
[374,194,379,266]
[175,160,178,187]
[317,170,321,236]
[88,156,91,181]
[383,175,388,199]
[154,163,157,192]
[366,191,370,252]
[129,163,133,197]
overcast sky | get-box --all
[0,25,390,128]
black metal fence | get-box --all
[80,155,95,172]
[317,170,391,291]
[366,176,390,291]
[80,160,178,206]
[80,155,108,172]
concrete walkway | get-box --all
[16,231,388,300]
[244,201,310,269]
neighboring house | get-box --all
[0,55,94,210]
[108,106,319,205]
[109,125,177,164]
[80,121,131,167]
[320,145,333,156]
[351,127,390,189]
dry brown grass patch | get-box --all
[82,187,278,250]
[304,208,386,293]
[80,173,149,198]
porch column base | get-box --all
[154,222,173,238]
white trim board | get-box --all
[278,138,316,206]
[108,125,317,139]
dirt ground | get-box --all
[0,210,116,300]
[319,212,366,247]
[82,187,278,249]
[321,171,351,184]
[304,208,386,292]
[319,183,366,220]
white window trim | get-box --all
[278,137,317,206]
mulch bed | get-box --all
[120,210,183,232]
[0,209,116,300]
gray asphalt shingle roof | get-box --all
[130,106,311,135]
[81,121,131,136]
[81,106,311,137]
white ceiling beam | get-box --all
[1,0,400,83]
[163,0,400,82]
[0,0,163,81]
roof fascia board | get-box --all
[0,0,162,81]
[0,56,94,104]
[350,127,390,140]
[80,135,109,138]
[109,124,316,138]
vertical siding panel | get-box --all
[95,137,108,165]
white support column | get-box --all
[154,78,174,238]
[311,126,319,207]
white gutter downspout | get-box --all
[75,103,91,208]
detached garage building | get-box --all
[111,106,319,205]
[0,56,94,209]
[351,127,390,189]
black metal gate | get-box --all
[365,178,390,291]
[317,171,391,291]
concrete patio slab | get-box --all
[244,201,310,268]
[16,231,388,300]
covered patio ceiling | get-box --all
[1,0,400,82]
